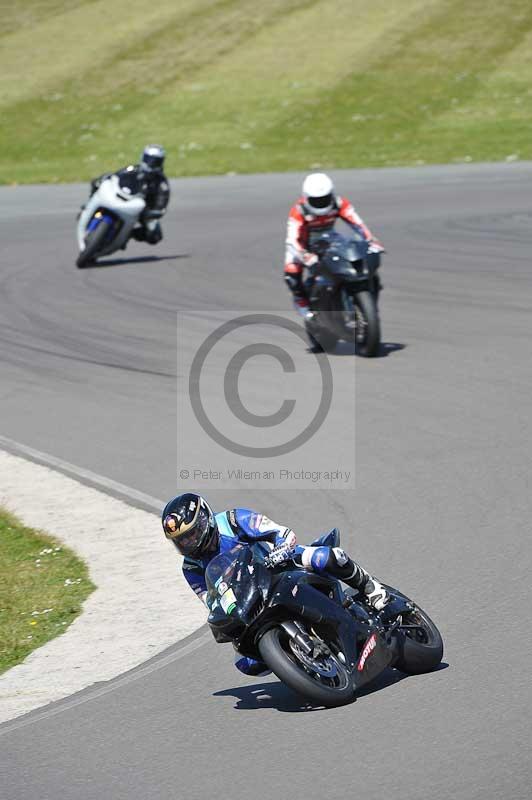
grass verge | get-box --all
[1,0,532,183]
[0,508,95,675]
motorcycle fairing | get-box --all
[307,231,376,301]
[310,528,340,548]
[352,630,394,689]
[207,543,386,676]
[77,175,145,255]
[258,571,361,669]
[86,210,119,243]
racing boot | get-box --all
[285,271,314,321]
[144,220,163,244]
[327,548,390,611]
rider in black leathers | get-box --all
[88,144,170,244]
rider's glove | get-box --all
[278,529,297,549]
[264,544,294,569]
[302,251,319,267]
[367,239,385,255]
[364,578,390,611]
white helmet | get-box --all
[302,173,335,216]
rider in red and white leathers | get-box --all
[284,173,384,318]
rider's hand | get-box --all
[264,544,294,569]
[302,251,319,267]
[279,529,297,549]
[367,239,385,255]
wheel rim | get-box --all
[285,635,350,690]
[399,608,434,646]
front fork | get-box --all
[280,621,314,655]
[280,614,361,671]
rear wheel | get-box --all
[353,290,380,357]
[76,219,112,268]
[258,625,354,707]
[384,587,443,674]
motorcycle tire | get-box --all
[385,586,444,674]
[354,290,380,358]
[76,219,111,268]
[258,625,354,707]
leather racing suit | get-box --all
[89,164,170,244]
[182,508,388,676]
[284,195,383,315]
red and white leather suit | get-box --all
[284,195,382,312]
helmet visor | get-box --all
[308,192,333,210]
[143,154,164,170]
[163,508,210,555]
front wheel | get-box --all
[76,219,112,268]
[353,290,380,357]
[258,625,354,707]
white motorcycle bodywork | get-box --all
[77,175,146,257]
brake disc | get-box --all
[289,641,338,678]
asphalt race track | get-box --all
[1,164,531,799]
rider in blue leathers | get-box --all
[162,493,389,676]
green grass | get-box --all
[1,0,532,183]
[0,509,95,675]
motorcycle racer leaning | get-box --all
[162,493,389,677]
[284,173,385,319]
[87,144,170,245]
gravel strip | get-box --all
[0,450,206,723]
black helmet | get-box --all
[140,143,165,173]
[162,493,218,557]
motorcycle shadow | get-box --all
[213,680,323,713]
[330,341,407,358]
[357,661,449,700]
[88,254,190,269]
[213,663,447,712]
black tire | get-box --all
[354,290,380,357]
[258,626,354,707]
[386,588,444,674]
[76,219,112,268]
[306,330,324,353]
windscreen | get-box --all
[205,545,243,615]
[205,543,270,616]
[205,545,243,593]
[320,232,366,268]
